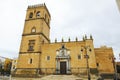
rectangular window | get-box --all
[78,55,81,59]
[97,63,99,67]
[28,40,35,51]
[47,56,50,60]
[29,58,32,64]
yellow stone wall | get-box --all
[17,53,40,68]
[95,46,115,73]
[84,39,97,68]
[16,4,51,74]
[40,40,97,68]
[19,36,41,52]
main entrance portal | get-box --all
[56,45,71,74]
[60,62,66,74]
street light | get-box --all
[81,46,91,80]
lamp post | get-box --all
[82,46,91,80]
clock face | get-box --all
[32,28,36,33]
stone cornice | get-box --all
[22,32,50,42]
[28,3,51,18]
[19,51,41,54]
[25,18,50,29]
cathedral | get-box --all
[13,3,115,77]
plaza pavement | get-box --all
[11,75,98,80]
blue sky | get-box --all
[0,0,120,61]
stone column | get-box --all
[56,59,58,74]
[56,58,60,74]
[67,59,71,74]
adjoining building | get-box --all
[11,58,17,74]
[0,56,12,75]
[13,4,115,78]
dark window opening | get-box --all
[97,63,99,67]
[89,49,92,52]
[13,66,15,69]
[81,49,83,52]
[36,11,40,17]
[28,46,34,51]
[47,56,50,60]
[30,58,32,64]
[28,40,35,51]
[78,55,81,59]
[29,12,33,18]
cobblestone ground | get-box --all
[11,75,98,80]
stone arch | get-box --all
[29,12,33,18]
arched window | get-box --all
[29,12,33,18]
[36,11,40,17]
[31,27,36,33]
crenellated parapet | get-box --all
[54,35,93,43]
[82,35,93,41]
[28,4,45,8]
[28,3,51,18]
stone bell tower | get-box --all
[15,3,51,75]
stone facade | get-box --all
[14,3,115,77]
[95,46,115,74]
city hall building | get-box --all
[14,4,115,77]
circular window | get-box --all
[36,11,40,17]
[31,27,36,33]
[29,12,33,18]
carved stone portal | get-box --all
[56,45,71,74]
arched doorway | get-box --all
[56,45,71,74]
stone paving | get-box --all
[1,75,115,80]
[39,75,83,80]
[11,75,98,80]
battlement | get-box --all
[28,3,51,18]
[51,35,93,43]
[28,3,45,9]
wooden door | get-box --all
[60,62,66,74]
